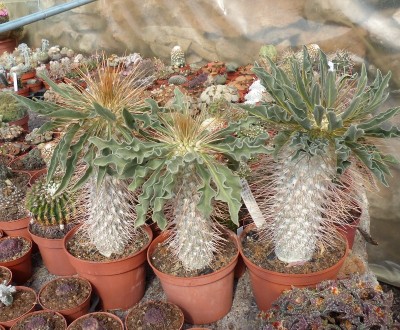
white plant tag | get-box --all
[240,178,266,228]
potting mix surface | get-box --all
[242,229,346,274]
[0,267,11,283]
[68,313,122,330]
[0,289,36,322]
[12,311,66,330]
[0,237,31,262]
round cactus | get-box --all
[170,45,185,68]
[168,74,187,85]
[26,177,76,227]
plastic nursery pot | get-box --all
[125,300,184,330]
[10,310,67,330]
[38,276,92,323]
[0,236,33,284]
[63,225,153,310]
[238,224,349,311]
[0,215,32,241]
[67,312,124,330]
[147,230,239,325]
[0,286,37,328]
[28,226,77,276]
[8,114,29,131]
[0,265,12,285]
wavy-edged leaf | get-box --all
[326,111,343,132]
[203,156,242,225]
[47,109,89,119]
[364,70,391,114]
[93,102,116,122]
[59,123,81,170]
[128,158,166,191]
[12,93,58,115]
[93,154,131,175]
[325,70,337,108]
[364,125,400,138]
[357,107,400,130]
[313,105,325,127]
[343,125,364,142]
[196,163,217,219]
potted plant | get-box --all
[257,276,398,329]
[0,92,28,130]
[10,310,67,330]
[67,312,124,330]
[0,236,32,284]
[25,175,79,275]
[90,88,267,323]
[38,276,92,323]
[9,148,46,177]
[0,164,31,239]
[239,47,400,310]
[125,300,184,330]
[14,56,154,310]
[0,122,24,144]
[0,283,36,328]
[0,2,23,55]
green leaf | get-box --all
[93,102,117,122]
[357,107,400,130]
[12,93,58,115]
[325,70,337,108]
[151,171,176,229]
[203,156,242,225]
[70,166,94,192]
[364,125,400,138]
[128,159,166,191]
[47,109,89,119]
[273,131,291,158]
[59,123,81,170]
[313,105,325,127]
[326,111,343,132]
[93,154,131,175]
[343,125,364,142]
[364,70,391,114]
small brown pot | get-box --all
[0,215,31,240]
[0,236,33,284]
[238,224,349,311]
[67,312,123,330]
[26,80,43,93]
[0,286,37,328]
[15,87,30,98]
[0,39,17,55]
[8,153,46,178]
[10,310,67,330]
[28,170,47,186]
[63,225,153,310]
[20,71,36,82]
[29,227,76,276]
[8,114,29,131]
[147,231,239,325]
[38,276,92,323]
[125,300,184,330]
[0,265,12,285]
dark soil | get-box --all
[66,227,150,262]
[68,312,123,330]
[0,266,11,284]
[9,152,45,171]
[0,237,31,262]
[11,311,67,330]
[126,301,183,330]
[241,229,346,274]
[151,234,237,277]
[0,288,36,322]
[29,222,76,239]
[39,277,91,311]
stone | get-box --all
[69,13,107,33]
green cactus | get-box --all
[242,47,400,264]
[26,176,76,227]
[21,148,46,171]
[0,92,27,122]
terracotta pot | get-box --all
[239,224,349,311]
[0,324,4,330]
[0,236,33,284]
[20,71,36,82]
[0,286,37,328]
[335,207,362,250]
[38,276,92,323]
[234,254,247,279]
[28,170,47,186]
[8,153,46,178]
[147,231,239,324]
[0,265,12,285]
[67,312,123,330]
[0,215,31,240]
[26,80,43,93]
[29,227,76,276]
[10,310,67,330]
[15,87,30,98]
[63,225,153,310]
[8,114,29,131]
[0,39,16,55]
[125,300,184,330]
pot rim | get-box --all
[238,223,349,278]
[67,311,124,330]
[10,310,67,330]
[38,276,92,313]
[0,236,33,263]
[0,265,12,285]
[63,224,153,265]
[0,286,37,325]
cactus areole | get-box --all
[243,47,400,264]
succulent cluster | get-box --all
[0,122,24,142]
[0,281,16,307]
[0,238,23,261]
[24,316,52,330]
[21,148,46,170]
[260,276,397,329]
[0,92,27,122]
[81,317,105,330]
[26,176,76,227]
[25,128,53,145]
